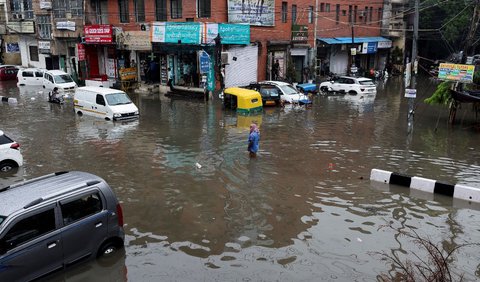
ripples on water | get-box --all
[1,78,480,281]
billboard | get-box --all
[438,63,475,83]
[227,0,275,26]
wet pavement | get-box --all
[1,76,480,281]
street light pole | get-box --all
[407,0,419,131]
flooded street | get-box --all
[1,76,480,281]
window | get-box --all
[68,47,75,56]
[197,0,210,18]
[10,0,33,19]
[135,0,145,21]
[29,46,39,62]
[348,5,352,23]
[378,8,382,25]
[335,4,339,24]
[364,6,368,23]
[0,134,13,145]
[171,0,182,19]
[354,6,357,23]
[35,71,43,77]
[308,6,313,23]
[22,71,33,77]
[53,0,83,18]
[70,0,83,17]
[369,7,373,22]
[61,193,103,225]
[325,3,330,13]
[119,0,129,23]
[47,74,54,83]
[320,3,324,12]
[281,2,287,23]
[96,94,106,106]
[155,0,167,21]
[0,209,55,253]
[292,5,297,23]
[37,15,52,39]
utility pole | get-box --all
[313,0,318,78]
[407,0,419,130]
[462,0,480,62]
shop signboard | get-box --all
[438,63,475,83]
[165,22,201,44]
[56,21,76,31]
[377,41,392,49]
[227,0,275,26]
[151,22,166,42]
[199,51,210,74]
[119,67,137,81]
[121,31,151,50]
[360,42,377,54]
[7,21,35,34]
[38,41,50,53]
[6,42,20,53]
[405,88,417,98]
[218,23,250,45]
[84,24,113,44]
[77,43,85,61]
[291,25,308,42]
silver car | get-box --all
[0,171,125,281]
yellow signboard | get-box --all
[119,67,137,81]
[438,63,475,83]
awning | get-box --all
[317,36,391,45]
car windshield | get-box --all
[54,74,74,83]
[359,80,375,86]
[0,215,5,226]
[105,93,133,106]
[260,87,280,97]
[279,85,299,95]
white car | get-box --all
[0,130,23,173]
[258,81,309,104]
[319,76,376,95]
[17,68,77,94]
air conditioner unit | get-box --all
[221,52,231,65]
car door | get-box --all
[34,70,44,86]
[331,78,343,92]
[44,73,55,91]
[60,191,109,266]
[18,70,34,85]
[0,205,63,281]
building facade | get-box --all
[2,0,402,88]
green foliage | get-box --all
[424,81,453,106]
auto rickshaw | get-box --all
[223,87,263,114]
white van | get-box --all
[74,86,139,121]
[17,69,77,94]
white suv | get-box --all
[0,130,23,173]
[319,76,376,95]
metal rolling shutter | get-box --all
[225,45,258,87]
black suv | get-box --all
[242,83,281,106]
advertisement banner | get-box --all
[218,23,250,45]
[438,63,475,83]
[291,25,308,42]
[84,24,113,44]
[77,43,85,61]
[56,21,76,31]
[151,22,166,42]
[227,0,275,26]
[119,67,137,81]
[6,43,20,53]
[165,22,201,44]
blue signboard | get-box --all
[199,51,211,74]
[165,22,201,44]
[366,42,377,54]
[219,24,250,45]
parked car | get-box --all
[319,76,377,95]
[242,82,281,106]
[0,171,125,281]
[257,81,309,104]
[74,86,139,121]
[17,68,77,94]
[0,130,23,173]
[0,65,20,81]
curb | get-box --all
[370,169,480,203]
[1,96,17,104]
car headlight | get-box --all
[134,111,139,115]
[113,113,121,118]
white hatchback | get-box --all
[258,81,309,104]
[319,76,377,95]
[17,68,77,94]
[0,130,23,173]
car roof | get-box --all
[76,86,125,94]
[338,76,372,81]
[47,70,69,75]
[19,68,45,72]
[258,81,291,86]
[0,171,106,217]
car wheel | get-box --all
[320,86,329,94]
[348,90,357,95]
[76,110,83,116]
[97,241,120,258]
[0,161,17,173]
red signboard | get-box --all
[84,24,113,44]
[77,43,85,61]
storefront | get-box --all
[115,30,151,82]
[82,24,116,87]
[317,37,392,76]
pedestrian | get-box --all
[248,123,260,158]
[272,59,280,80]
[48,87,62,104]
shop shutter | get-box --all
[225,45,258,87]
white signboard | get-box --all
[405,88,417,98]
[106,59,116,78]
[56,21,76,31]
[39,0,52,9]
[38,41,50,50]
[377,41,392,49]
[151,23,166,43]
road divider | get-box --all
[370,168,480,203]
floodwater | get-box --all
[1,76,480,281]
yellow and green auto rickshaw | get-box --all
[223,87,263,114]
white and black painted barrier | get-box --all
[370,169,480,203]
[0,96,17,104]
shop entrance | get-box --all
[173,52,199,87]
